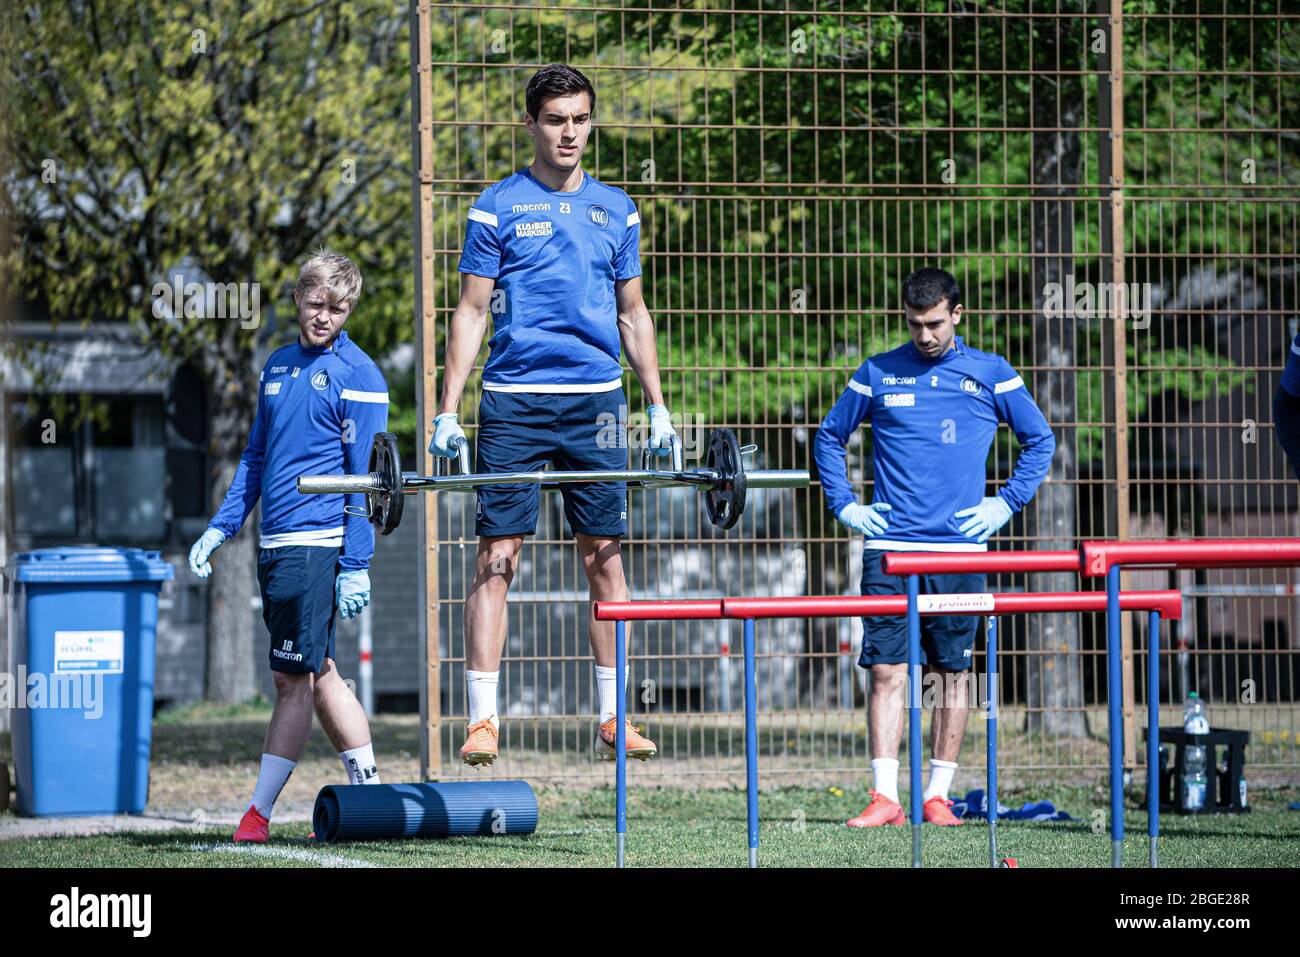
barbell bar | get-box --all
[297,428,810,534]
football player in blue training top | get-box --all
[188,249,389,843]
[1273,331,1300,482]
[814,267,1055,827]
[431,64,674,767]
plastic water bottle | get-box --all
[1182,692,1210,811]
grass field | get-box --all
[2,706,1297,868]
[2,783,1298,868]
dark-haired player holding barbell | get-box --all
[815,267,1055,828]
[431,64,674,767]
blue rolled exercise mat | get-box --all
[312,781,538,842]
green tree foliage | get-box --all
[3,0,413,702]
[5,1,412,367]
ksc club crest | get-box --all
[588,205,609,228]
[312,370,330,391]
[959,376,982,396]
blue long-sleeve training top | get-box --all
[209,329,389,571]
[1274,333,1300,482]
[814,335,1056,551]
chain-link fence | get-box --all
[414,1,1299,785]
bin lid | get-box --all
[5,546,175,583]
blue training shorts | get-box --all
[859,549,985,671]
[257,545,339,674]
[474,388,628,538]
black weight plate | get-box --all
[704,427,746,530]
[367,432,404,535]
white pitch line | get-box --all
[189,842,376,868]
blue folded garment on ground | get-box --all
[949,789,1075,822]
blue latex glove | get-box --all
[187,527,226,579]
[335,570,371,620]
[836,502,892,537]
[427,412,466,458]
[954,496,1013,543]
[647,405,677,457]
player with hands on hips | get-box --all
[815,267,1054,829]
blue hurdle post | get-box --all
[1106,564,1124,868]
[907,573,922,868]
[743,617,759,868]
[616,618,627,868]
[1148,609,1161,869]
[986,615,999,868]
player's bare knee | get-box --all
[579,538,624,585]
[272,670,312,699]
[872,663,907,683]
[584,558,625,595]
[476,538,520,582]
[313,659,342,698]
[871,664,908,695]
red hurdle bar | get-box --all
[883,550,1081,576]
[720,591,1181,621]
[593,591,1181,623]
[1080,538,1300,576]
[595,599,723,621]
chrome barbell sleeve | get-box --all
[296,473,384,495]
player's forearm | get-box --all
[209,456,262,536]
[620,308,665,407]
[439,305,488,415]
[339,514,375,572]
[814,384,872,513]
[1001,429,1056,511]
[813,428,855,513]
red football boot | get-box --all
[233,805,270,843]
[846,790,906,828]
[922,795,965,826]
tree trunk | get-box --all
[1027,18,1087,736]
[206,519,256,703]
[202,350,258,704]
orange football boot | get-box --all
[923,795,965,826]
[233,805,270,843]
[460,716,499,767]
[596,717,657,761]
[845,790,906,827]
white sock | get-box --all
[924,759,959,801]
[339,743,380,785]
[466,670,500,729]
[871,757,900,803]
[250,753,297,819]
[595,664,628,724]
